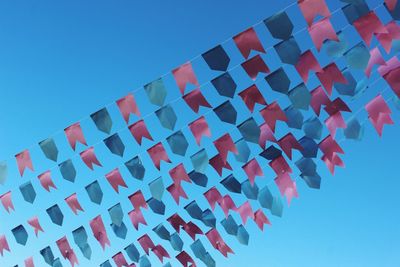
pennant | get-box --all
[19,182,36,204]
[269,155,293,175]
[285,106,304,129]
[319,135,345,173]
[210,154,233,176]
[144,78,167,107]
[128,119,153,145]
[129,208,147,230]
[325,31,348,57]
[277,133,303,160]
[234,138,251,163]
[147,142,171,170]
[222,215,239,235]
[239,84,267,112]
[265,67,290,94]
[125,243,140,262]
[275,173,299,205]
[46,204,64,226]
[191,240,216,267]
[344,117,364,140]
[91,108,113,134]
[264,11,293,40]
[167,183,188,204]
[241,54,270,80]
[113,252,129,267]
[169,163,191,185]
[189,171,208,187]
[125,156,145,180]
[353,11,387,46]
[59,159,76,183]
[259,122,277,149]
[342,1,371,24]
[38,171,57,192]
[12,225,28,245]
[260,145,282,161]
[308,18,338,51]
[344,42,370,69]
[191,149,209,173]
[236,201,255,224]
[104,133,125,157]
[365,95,394,136]
[218,195,237,217]
[149,177,165,201]
[15,149,34,176]
[325,112,347,137]
[64,122,87,150]
[211,72,237,98]
[86,180,103,205]
[105,168,127,193]
[0,191,14,212]
[303,117,323,140]
[213,133,238,163]
[324,97,351,116]
[214,100,237,125]
[138,234,155,255]
[129,190,148,210]
[242,158,263,185]
[260,101,288,132]
[364,47,386,78]
[242,180,259,200]
[24,257,34,267]
[117,93,140,124]
[322,152,345,174]
[183,88,211,113]
[176,251,196,267]
[274,37,302,65]
[170,232,184,251]
[0,235,10,256]
[299,136,319,158]
[206,229,234,257]
[65,193,84,215]
[172,62,199,95]
[254,209,271,230]
[288,83,312,110]
[156,104,178,130]
[233,27,265,59]
[204,187,222,211]
[310,86,331,116]
[40,246,56,265]
[316,63,347,95]
[39,138,58,162]
[379,56,400,98]
[0,161,7,185]
[167,131,189,156]
[238,118,261,144]
[376,21,400,53]
[153,245,170,262]
[185,201,203,221]
[202,45,230,71]
[189,116,211,145]
[72,227,91,260]
[56,236,79,267]
[298,0,331,26]
[385,0,398,11]
[90,215,110,250]
[295,50,322,83]
[80,147,102,170]
[153,224,171,241]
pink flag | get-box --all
[275,173,298,205]
[117,93,140,124]
[128,209,147,230]
[239,84,267,112]
[113,252,129,267]
[365,48,386,77]
[259,123,277,149]
[24,257,34,267]
[233,27,265,59]
[38,171,57,192]
[254,209,271,230]
[213,133,238,163]
[260,101,288,132]
[210,154,233,176]
[56,236,79,267]
[0,235,10,256]
[147,142,171,170]
[241,54,270,80]
[204,187,222,211]
[277,133,303,160]
[206,229,234,257]
[385,0,398,10]
[308,18,338,51]
[105,168,128,193]
[167,183,188,204]
[218,195,237,218]
[189,116,211,145]
[353,11,387,46]
[325,112,347,138]
[176,251,197,267]
[152,244,170,263]
[80,147,102,170]
[319,135,345,160]
[128,190,148,210]
[90,215,110,250]
[322,153,345,174]
[184,222,203,240]
[378,56,400,98]
[269,155,292,176]
[295,50,323,83]
[172,62,199,95]
[298,0,330,26]
[310,86,331,116]
[365,94,394,136]
[27,217,44,236]
[65,193,84,215]
[169,164,191,185]
[15,149,34,176]
[376,21,400,53]
[0,191,14,213]
[236,201,255,224]
[128,120,153,145]
[316,63,347,95]
[64,122,87,151]
[137,234,155,255]
[183,88,211,113]
[242,158,263,185]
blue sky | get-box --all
[0,0,399,266]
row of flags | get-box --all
[1,0,400,266]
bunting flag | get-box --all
[1,1,400,266]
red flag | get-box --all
[269,155,292,176]
[128,190,148,210]
[15,149,34,176]
[308,18,338,51]
[310,86,331,116]
[233,27,265,59]
[105,168,127,193]
[204,187,222,211]
[213,133,238,163]
[172,62,199,95]
[0,191,14,213]
[147,142,171,170]
[378,56,400,98]
[385,0,398,10]
[325,112,347,138]
[210,154,233,176]
[169,164,191,185]
[167,213,186,233]
[137,234,155,255]
[241,54,270,80]
[0,235,10,256]
[89,215,110,250]
[56,236,79,267]
[365,48,387,78]
[260,101,288,132]
[236,201,255,224]
[295,50,322,83]
[116,93,140,124]
[189,116,211,145]
[277,133,303,160]
[167,183,188,204]
[113,252,129,267]
[316,63,347,95]
[376,21,400,53]
[275,173,298,205]
[298,0,330,26]
[324,97,351,116]
[242,158,263,185]
[128,209,147,230]
[64,122,87,150]
[24,257,34,267]
[128,120,153,145]
[353,11,387,46]
[259,123,277,149]
[239,84,267,112]
[254,209,271,230]
[176,251,197,267]
[183,88,211,113]
[152,245,170,263]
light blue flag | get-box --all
[344,118,364,140]
[111,222,127,239]
[237,118,261,144]
[221,215,239,235]
[125,156,145,181]
[191,149,208,174]
[85,180,103,205]
[295,157,317,176]
[12,225,28,245]
[271,196,284,217]
[258,185,273,210]
[289,83,311,110]
[234,138,250,164]
[144,78,167,107]
[236,225,249,245]
[285,106,304,129]
[149,177,164,201]
[58,159,76,183]
[90,108,113,134]
[301,173,322,189]
[324,31,348,58]
[19,182,36,204]
[344,42,370,69]
[73,226,92,260]
[303,117,323,140]
[108,203,124,227]
[156,104,177,130]
[100,260,112,267]
[46,204,64,226]
[125,243,140,262]
[39,138,59,162]
[170,232,183,251]
[201,209,216,228]
[166,131,189,156]
[139,255,151,267]
[0,161,7,185]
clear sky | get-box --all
[0,0,399,267]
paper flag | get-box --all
[144,78,167,106]
[58,159,76,182]
[353,11,387,46]
[91,108,113,134]
[64,122,87,150]
[202,45,230,71]
[38,170,57,192]
[147,142,171,170]
[46,204,64,226]
[172,62,199,95]
[241,54,270,80]
[183,88,212,113]
[19,182,36,204]
[234,138,251,163]
[15,149,34,176]
[104,133,125,157]
[56,236,79,267]
[295,50,322,83]
[242,158,263,186]
[265,67,290,94]
[214,101,237,125]
[239,84,267,112]
[285,106,304,129]
[344,42,370,69]
[167,131,189,156]
[0,191,14,212]
[80,147,102,170]
[105,168,128,193]
[116,93,140,124]
[233,27,265,59]
[65,193,84,215]
[288,83,312,110]
[238,118,261,144]
[189,116,211,145]
[90,215,110,250]
[365,94,394,136]
[316,63,347,96]
[298,0,331,26]
[242,180,259,200]
[211,72,237,98]
[86,180,103,205]
[39,138,58,162]
[274,37,302,65]
[308,18,338,51]
[125,156,145,180]
[264,11,293,40]
[156,104,178,130]
[12,225,28,245]
[128,119,153,145]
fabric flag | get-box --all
[149,177,164,201]
[242,180,259,200]
[274,37,302,65]
[24,257,34,267]
[189,116,211,145]
[202,45,230,71]
[325,112,347,137]
[324,31,348,58]
[378,56,400,98]
[147,142,171,170]
[319,135,345,174]
[299,136,319,158]
[353,11,387,46]
[285,106,304,129]
[125,243,140,262]
[376,21,400,53]
[270,155,292,176]
[316,63,347,96]
[344,117,364,140]
[254,209,271,230]
[277,133,303,160]
[265,67,291,95]
[39,138,58,162]
[288,83,312,110]
[0,161,7,185]
[210,154,233,176]
[0,235,10,256]
[258,185,274,210]
[259,122,277,149]
[298,0,331,26]
[0,191,14,212]
[365,94,394,136]
[38,171,57,192]
[238,118,261,144]
[275,173,298,205]
[189,170,208,187]
[86,180,103,205]
[147,198,165,215]
[260,145,282,161]
[385,0,398,11]
[144,78,167,107]
[365,47,387,77]
[167,130,189,156]
[308,18,338,51]
[342,1,371,24]
[113,252,129,267]
[65,193,84,215]
[90,215,110,250]
[80,147,102,170]
[125,156,145,180]
[211,72,237,98]
[129,208,147,230]
[241,54,270,80]
[156,104,178,130]
[303,117,323,140]
[206,228,234,257]
[183,88,211,113]
[264,11,293,40]
[172,62,199,95]
[310,86,331,116]
[46,204,64,226]
[56,236,79,267]
[214,133,238,163]
[129,190,148,210]
[19,182,36,204]
[176,251,196,267]
[91,108,113,134]
[12,225,28,245]
[295,50,322,83]
[104,133,125,157]
[344,42,370,69]
[260,101,288,132]
[105,168,127,193]
[40,246,56,265]
[64,122,87,150]
[242,158,263,185]
[58,159,76,183]
[128,119,153,145]
[234,138,251,163]
[233,27,265,59]
[15,149,34,176]
[239,84,267,112]
[214,101,237,125]
[116,93,140,124]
